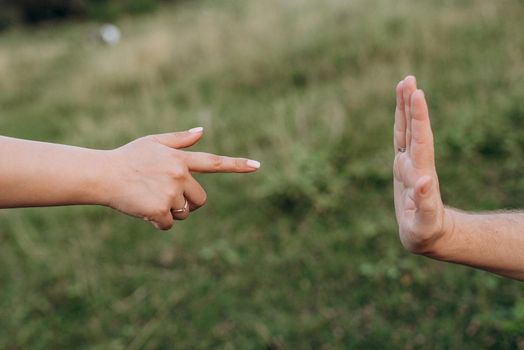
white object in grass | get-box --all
[100,24,121,45]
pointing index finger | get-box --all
[181,151,261,173]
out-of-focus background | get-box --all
[1,0,524,348]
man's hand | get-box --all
[393,76,452,256]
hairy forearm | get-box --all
[432,208,524,281]
[0,136,111,208]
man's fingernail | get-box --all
[247,160,261,169]
[189,127,204,134]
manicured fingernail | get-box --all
[189,127,204,134]
[247,160,261,169]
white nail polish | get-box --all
[247,160,261,169]
[189,127,204,134]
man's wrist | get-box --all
[425,207,460,261]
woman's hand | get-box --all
[393,76,452,256]
[105,127,260,230]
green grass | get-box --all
[1,0,524,348]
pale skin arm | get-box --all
[393,76,524,281]
[0,127,261,230]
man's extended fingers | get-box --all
[152,127,204,149]
[182,151,261,173]
[410,89,435,170]
[394,80,407,152]
[402,76,417,153]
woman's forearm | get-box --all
[0,136,111,208]
[0,130,260,230]
[433,208,524,280]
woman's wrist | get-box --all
[82,149,119,207]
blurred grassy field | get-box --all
[1,0,524,348]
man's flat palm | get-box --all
[393,76,446,254]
